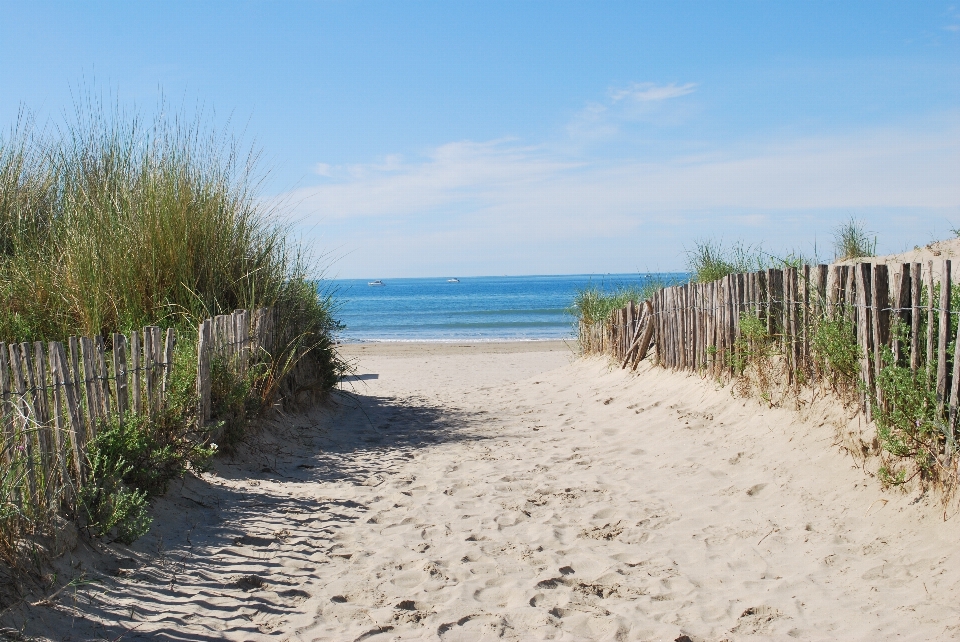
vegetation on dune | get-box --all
[685,239,820,284]
[832,216,876,261]
[572,275,679,326]
[0,103,344,558]
[0,105,343,397]
[576,217,960,497]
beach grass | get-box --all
[0,103,343,559]
[832,217,876,261]
[0,104,342,389]
[571,275,676,326]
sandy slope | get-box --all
[6,341,960,640]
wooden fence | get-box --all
[584,260,958,431]
[0,307,280,519]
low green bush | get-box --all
[811,311,861,394]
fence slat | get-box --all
[79,337,100,438]
[872,264,889,406]
[144,327,156,414]
[113,333,128,418]
[57,342,85,484]
[892,264,910,366]
[937,261,951,416]
[47,342,69,506]
[927,261,935,388]
[949,301,960,458]
[911,262,922,375]
[94,336,111,420]
[802,265,811,372]
[198,319,212,422]
[678,287,687,371]
[162,327,176,399]
[152,327,162,413]
[9,343,38,503]
[0,345,12,467]
[131,331,142,414]
[855,264,874,422]
[31,342,54,505]
[634,300,656,367]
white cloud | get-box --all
[567,81,698,141]
[312,162,332,176]
[609,82,697,103]
[292,123,959,221]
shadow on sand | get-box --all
[0,391,491,641]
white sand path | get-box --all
[9,341,960,641]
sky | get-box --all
[2,1,959,278]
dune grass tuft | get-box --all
[0,103,342,392]
[832,217,876,261]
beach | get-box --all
[12,340,960,640]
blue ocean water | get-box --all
[330,274,686,342]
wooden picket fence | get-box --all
[584,260,958,430]
[0,307,282,521]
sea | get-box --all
[329,274,686,342]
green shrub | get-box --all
[79,423,153,545]
[872,341,941,487]
[726,312,775,383]
[811,312,861,392]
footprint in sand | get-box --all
[746,483,768,496]
[731,605,783,635]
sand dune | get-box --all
[7,341,960,640]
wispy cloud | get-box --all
[293,122,959,220]
[289,116,960,277]
[609,82,697,103]
[567,81,698,141]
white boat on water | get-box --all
[368,280,384,286]
[447,278,460,283]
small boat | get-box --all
[447,278,460,283]
[368,280,384,286]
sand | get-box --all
[6,340,960,640]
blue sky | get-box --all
[2,1,959,278]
